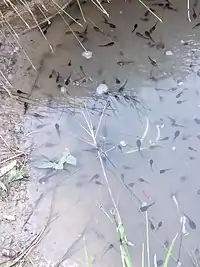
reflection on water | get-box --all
[19,0,200,266]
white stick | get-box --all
[6,0,30,28]
[77,0,86,22]
[145,211,151,267]
[49,0,83,27]
[141,116,149,141]
[95,100,109,138]
[0,70,13,88]
[58,12,87,52]
[90,0,109,16]
[18,0,54,52]
[154,254,158,267]
[155,124,161,141]
[137,0,163,22]
[187,0,191,22]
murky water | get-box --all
[13,0,200,266]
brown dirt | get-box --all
[0,0,72,34]
[0,28,38,265]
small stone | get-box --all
[82,50,92,59]
[2,248,16,258]
[177,80,183,86]
[14,47,19,53]
[165,50,173,56]
[96,83,108,95]
[120,140,127,147]
[60,86,67,94]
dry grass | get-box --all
[0,0,164,79]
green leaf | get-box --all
[0,181,7,192]
[54,161,64,170]
[8,169,24,182]
[33,148,76,170]
[33,158,55,169]
[163,232,179,267]
[66,154,77,166]
[56,149,77,168]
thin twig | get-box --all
[0,153,25,165]
[0,70,13,97]
[145,211,151,267]
[2,0,9,6]
[78,135,95,147]
[5,0,30,28]
[48,0,83,27]
[80,124,93,137]
[37,0,48,12]
[90,0,109,16]
[18,0,54,52]
[0,225,35,267]
[35,2,51,24]
[22,193,45,228]
[0,11,19,39]
[95,99,109,138]
[177,232,183,265]
[1,227,46,267]
[137,0,163,22]
[187,0,191,22]
[81,103,120,217]
[98,205,114,223]
[2,84,13,97]
[58,12,87,51]
[142,243,145,267]
[21,0,81,34]
[77,0,86,22]
[95,0,109,15]
[0,134,11,150]
[0,70,13,88]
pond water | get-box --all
[13,0,200,266]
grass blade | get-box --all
[163,232,179,267]
[83,236,92,267]
[114,214,132,267]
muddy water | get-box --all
[14,0,200,266]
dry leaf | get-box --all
[3,214,16,221]
[0,181,7,192]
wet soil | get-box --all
[1,0,200,266]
